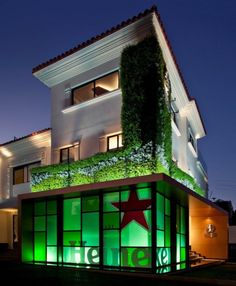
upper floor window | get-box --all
[188,126,197,155]
[60,146,75,163]
[13,161,41,185]
[107,134,123,151]
[72,71,119,105]
[170,103,178,128]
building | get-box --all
[0,128,51,249]
[1,6,228,273]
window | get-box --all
[72,71,119,105]
[107,134,123,151]
[60,146,75,163]
[188,129,196,152]
[170,103,178,128]
[13,161,41,185]
[187,126,197,158]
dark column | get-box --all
[185,205,190,268]
[151,182,157,273]
[99,192,103,269]
[170,200,176,272]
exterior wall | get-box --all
[190,215,228,259]
[172,117,208,193]
[51,59,122,163]
[0,157,10,199]
[0,130,51,200]
[44,13,208,194]
[0,211,8,243]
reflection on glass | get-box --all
[72,71,119,105]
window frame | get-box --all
[13,161,41,185]
[71,70,120,106]
[188,126,197,155]
[170,103,178,128]
[107,133,123,151]
[60,146,75,163]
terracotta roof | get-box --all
[32,6,157,74]
[32,5,206,134]
[0,128,51,147]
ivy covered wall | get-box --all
[31,35,205,197]
[121,36,172,170]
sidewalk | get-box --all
[0,260,236,286]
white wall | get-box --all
[0,131,51,199]
[51,59,122,163]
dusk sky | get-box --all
[0,0,236,207]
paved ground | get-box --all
[1,261,236,286]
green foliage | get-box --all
[121,36,166,149]
[31,35,205,198]
[170,164,205,197]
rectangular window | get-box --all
[13,161,41,185]
[188,127,197,152]
[171,103,178,128]
[60,146,75,163]
[107,133,123,151]
[72,71,119,105]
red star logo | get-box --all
[112,190,151,230]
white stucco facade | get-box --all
[34,11,208,194]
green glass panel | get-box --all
[103,192,119,212]
[47,201,57,215]
[121,210,151,247]
[35,201,46,215]
[157,266,171,274]
[157,230,164,247]
[63,232,81,246]
[180,262,186,269]
[47,215,57,245]
[82,213,99,246]
[165,217,171,247]
[121,191,129,202]
[177,262,186,270]
[47,246,57,262]
[137,187,151,199]
[121,247,151,268]
[181,207,186,234]
[82,196,99,212]
[63,247,99,264]
[137,182,150,189]
[156,247,171,267]
[156,193,164,230]
[63,247,80,264]
[103,230,119,266]
[34,232,46,261]
[181,234,186,247]
[165,198,170,216]
[63,198,81,230]
[181,247,186,261]
[34,216,46,231]
[176,234,180,263]
[103,213,119,229]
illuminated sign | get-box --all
[205,224,217,238]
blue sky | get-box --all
[0,0,236,207]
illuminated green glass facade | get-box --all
[21,181,188,273]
